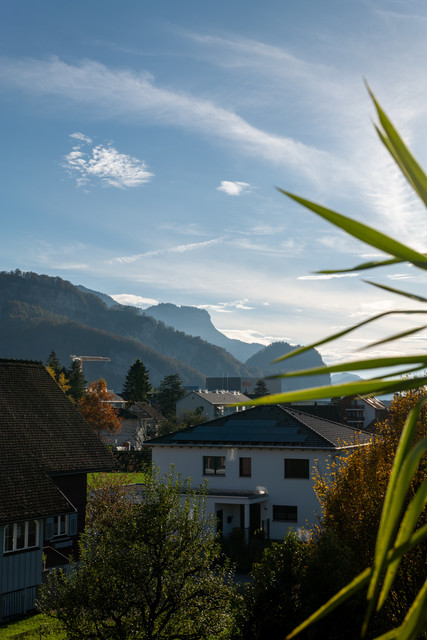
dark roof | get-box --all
[127,402,165,421]
[0,359,118,524]
[148,404,373,450]
[280,403,343,423]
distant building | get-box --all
[206,376,281,395]
[103,402,166,449]
[339,396,388,432]
[176,390,250,421]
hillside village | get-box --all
[1,334,387,622]
[2,270,421,640]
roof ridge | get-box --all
[283,407,335,447]
[0,358,43,366]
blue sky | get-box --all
[3,0,427,365]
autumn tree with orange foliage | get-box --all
[78,378,122,440]
[313,388,427,628]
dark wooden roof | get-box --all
[0,359,118,524]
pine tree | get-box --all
[253,378,270,398]
[45,350,62,380]
[122,358,153,404]
[67,360,87,403]
[156,374,185,419]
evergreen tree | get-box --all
[45,350,62,380]
[122,358,153,404]
[156,374,185,419]
[67,359,87,403]
[253,378,270,398]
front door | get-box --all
[249,503,261,533]
[216,509,223,536]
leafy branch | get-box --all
[264,88,427,640]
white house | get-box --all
[176,390,250,421]
[148,404,372,540]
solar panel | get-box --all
[222,419,279,428]
[173,429,307,444]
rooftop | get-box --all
[0,359,118,524]
[148,403,373,450]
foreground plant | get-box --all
[39,471,237,640]
[248,88,427,639]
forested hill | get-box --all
[0,271,258,390]
[245,342,331,390]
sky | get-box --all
[3,0,427,367]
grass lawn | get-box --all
[87,470,148,489]
[0,614,65,639]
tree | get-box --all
[45,350,62,379]
[39,472,238,640]
[45,351,71,394]
[155,373,186,419]
[67,359,87,403]
[312,389,427,630]
[255,91,427,640]
[253,378,270,398]
[239,532,309,640]
[78,378,122,438]
[122,358,153,403]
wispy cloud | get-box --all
[217,180,252,196]
[387,273,413,280]
[198,298,255,313]
[217,328,291,345]
[63,134,153,189]
[109,238,222,264]
[0,56,342,183]
[298,273,360,280]
[70,132,93,144]
[110,293,159,308]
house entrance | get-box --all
[249,503,261,533]
[216,509,223,535]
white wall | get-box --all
[152,445,338,539]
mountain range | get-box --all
[1,270,331,394]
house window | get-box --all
[284,458,309,479]
[273,505,298,522]
[4,520,39,553]
[203,456,225,476]
[239,457,252,477]
[54,515,68,537]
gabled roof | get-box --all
[128,402,165,420]
[148,404,373,450]
[180,390,250,406]
[0,359,118,524]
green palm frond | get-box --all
[277,88,427,640]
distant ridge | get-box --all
[144,302,263,361]
[245,342,331,391]
[0,270,330,393]
[0,271,256,390]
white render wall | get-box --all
[176,394,247,421]
[152,444,339,539]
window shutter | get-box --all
[69,513,78,536]
[45,517,54,540]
